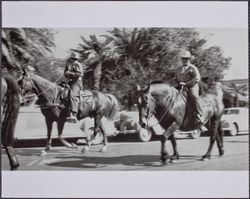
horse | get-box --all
[1,73,21,170]
[136,83,224,164]
[18,68,119,156]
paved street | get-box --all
[2,133,249,171]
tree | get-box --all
[101,28,231,97]
[228,83,247,107]
[2,28,56,78]
[73,34,120,90]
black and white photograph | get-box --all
[1,1,248,198]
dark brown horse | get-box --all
[1,73,21,170]
[137,83,224,164]
[18,68,119,155]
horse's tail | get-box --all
[105,94,119,120]
[1,74,20,170]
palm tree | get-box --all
[2,28,55,77]
[74,34,120,90]
[229,83,247,107]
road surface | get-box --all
[2,133,248,171]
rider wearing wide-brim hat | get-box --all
[175,50,204,124]
[64,52,83,123]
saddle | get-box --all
[53,85,93,112]
[179,87,211,128]
[79,90,93,111]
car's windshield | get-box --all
[223,109,240,115]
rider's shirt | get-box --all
[64,60,84,84]
[176,64,201,88]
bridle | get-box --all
[139,95,155,126]
[19,74,39,97]
[139,94,171,128]
[18,73,64,109]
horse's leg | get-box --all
[216,122,224,156]
[40,118,53,156]
[4,146,19,170]
[202,119,219,160]
[1,79,20,170]
[99,121,108,152]
[169,133,180,161]
[160,135,169,165]
[88,112,104,143]
[1,109,20,170]
[57,121,77,149]
[81,137,91,153]
[161,122,179,164]
[93,113,102,137]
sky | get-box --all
[53,28,248,81]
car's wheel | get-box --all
[189,129,201,139]
[229,124,238,136]
[138,128,152,142]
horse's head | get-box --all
[136,84,156,128]
[18,67,36,96]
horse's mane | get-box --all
[31,73,58,89]
[149,83,179,114]
[150,83,177,97]
[29,72,61,105]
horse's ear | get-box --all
[22,67,27,75]
[22,67,31,78]
[145,84,151,94]
[26,65,35,72]
[135,84,141,91]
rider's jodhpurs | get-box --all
[69,83,81,113]
[187,84,203,116]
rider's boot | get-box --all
[66,112,77,123]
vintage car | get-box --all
[112,111,203,141]
[221,107,249,136]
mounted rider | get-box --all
[175,50,204,125]
[64,52,83,123]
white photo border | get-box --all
[1,1,249,198]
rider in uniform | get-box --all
[64,52,83,123]
[175,50,204,125]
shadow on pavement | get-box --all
[46,154,204,169]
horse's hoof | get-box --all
[161,158,169,165]
[40,150,47,156]
[81,149,86,153]
[11,165,19,171]
[170,155,180,161]
[161,160,168,165]
[219,149,224,156]
[81,147,89,153]
[201,155,210,161]
[169,159,177,163]
[100,147,107,152]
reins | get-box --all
[20,73,64,109]
[146,86,185,128]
